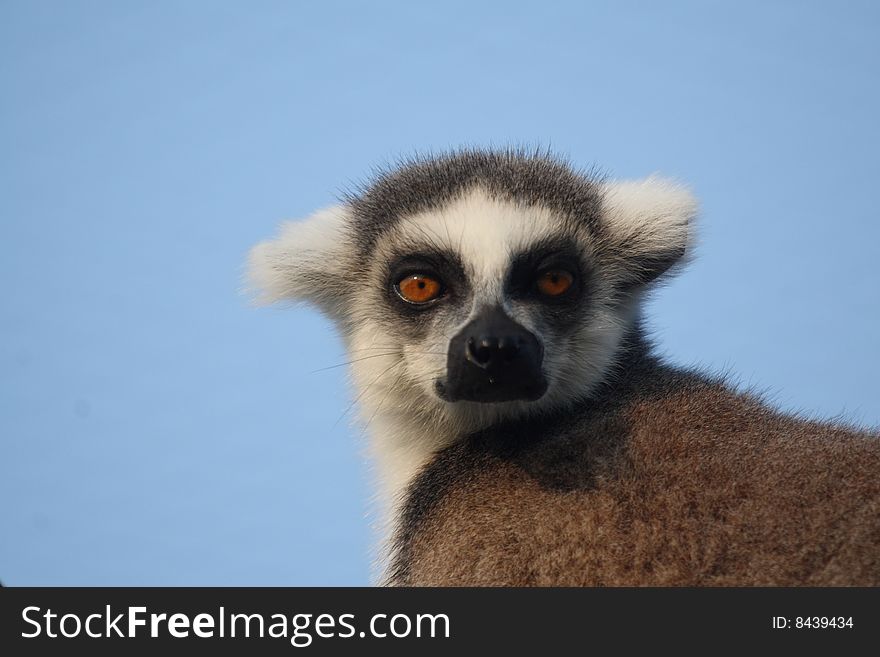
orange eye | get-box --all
[396,274,443,304]
[537,270,574,297]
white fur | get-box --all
[391,188,564,295]
[247,205,352,317]
[601,176,697,272]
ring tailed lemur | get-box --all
[248,149,880,586]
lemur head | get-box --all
[249,150,696,440]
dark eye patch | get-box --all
[505,238,591,331]
[506,239,586,301]
[383,248,470,328]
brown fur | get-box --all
[390,342,880,586]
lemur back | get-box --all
[390,334,880,586]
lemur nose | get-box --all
[443,306,547,403]
[466,336,523,368]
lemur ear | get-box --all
[247,205,354,318]
[599,176,698,287]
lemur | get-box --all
[248,149,880,586]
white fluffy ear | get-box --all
[247,205,354,317]
[600,176,698,286]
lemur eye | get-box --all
[396,274,443,304]
[537,270,574,297]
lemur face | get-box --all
[366,190,605,412]
[249,151,696,434]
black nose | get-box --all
[466,335,523,368]
[440,307,547,403]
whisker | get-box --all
[309,352,402,373]
[441,213,454,249]
[346,345,402,352]
[313,352,446,374]
[346,345,447,355]
[332,359,403,428]
[359,367,408,440]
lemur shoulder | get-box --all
[248,149,880,586]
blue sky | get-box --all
[2,1,878,585]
